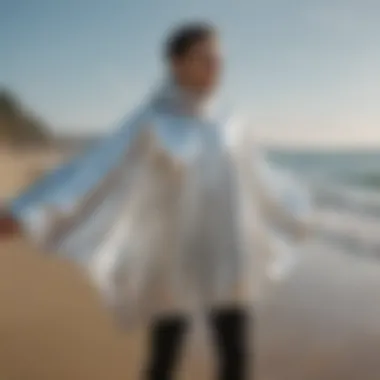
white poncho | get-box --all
[9,82,311,326]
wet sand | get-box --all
[1,238,380,379]
[258,244,380,379]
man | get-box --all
[2,22,311,380]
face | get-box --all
[172,36,222,95]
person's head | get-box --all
[164,22,222,96]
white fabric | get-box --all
[10,82,312,327]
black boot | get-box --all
[144,315,188,380]
[210,308,249,380]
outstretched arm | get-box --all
[2,109,147,246]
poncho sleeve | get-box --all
[4,109,148,253]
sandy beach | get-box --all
[1,239,380,379]
[1,149,380,379]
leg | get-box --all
[143,314,189,380]
[209,307,250,380]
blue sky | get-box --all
[1,0,380,146]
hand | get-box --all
[0,212,21,238]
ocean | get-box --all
[268,150,380,190]
[267,149,380,260]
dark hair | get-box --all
[165,22,216,60]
